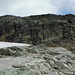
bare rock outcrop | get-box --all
[0,44,75,75]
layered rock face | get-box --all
[0,44,75,75]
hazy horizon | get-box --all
[0,0,75,17]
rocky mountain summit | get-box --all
[0,14,75,75]
[0,44,75,75]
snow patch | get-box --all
[0,42,30,48]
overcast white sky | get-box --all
[0,0,75,17]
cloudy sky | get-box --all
[0,0,75,17]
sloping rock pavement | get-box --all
[0,44,75,75]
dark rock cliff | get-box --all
[0,14,75,48]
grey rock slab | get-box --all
[0,45,75,75]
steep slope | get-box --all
[0,14,75,49]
